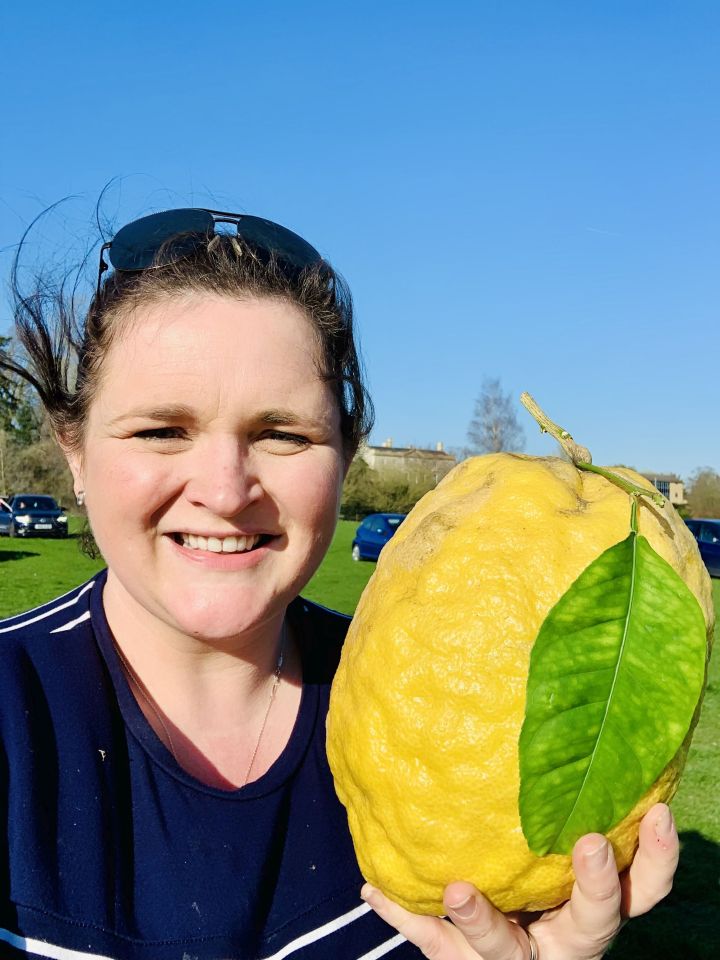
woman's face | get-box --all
[67,293,346,644]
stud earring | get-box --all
[76,491,85,507]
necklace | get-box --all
[113,623,286,787]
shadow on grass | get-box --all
[610,830,719,959]
[0,549,41,562]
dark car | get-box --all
[685,518,720,577]
[351,512,406,562]
[0,493,69,539]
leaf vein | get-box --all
[544,532,639,848]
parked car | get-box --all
[685,518,720,577]
[0,493,69,539]
[351,513,406,561]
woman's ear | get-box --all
[57,434,84,498]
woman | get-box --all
[0,208,678,960]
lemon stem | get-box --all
[519,392,665,508]
[630,495,639,534]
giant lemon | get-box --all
[327,454,714,913]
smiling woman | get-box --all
[0,206,680,960]
[76,294,346,653]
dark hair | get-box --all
[3,224,374,462]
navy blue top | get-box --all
[0,572,419,959]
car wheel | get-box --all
[9,523,17,538]
[351,545,361,562]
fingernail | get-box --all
[361,884,381,907]
[448,894,477,920]
[655,806,674,838]
[654,806,675,848]
[584,839,610,873]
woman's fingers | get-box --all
[361,882,533,960]
[542,834,623,958]
[361,809,680,960]
[619,803,679,918]
[444,883,532,960]
[361,884,459,959]
[568,834,622,942]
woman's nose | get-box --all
[184,438,263,517]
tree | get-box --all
[0,335,42,445]
[466,378,525,454]
[12,392,42,446]
[341,458,440,518]
[373,468,437,514]
[0,429,9,495]
[1,431,74,506]
[0,335,20,433]
[341,458,380,519]
[686,467,720,519]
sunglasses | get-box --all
[96,208,323,296]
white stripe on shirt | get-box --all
[0,927,115,960]
[51,610,92,633]
[0,903,407,960]
[0,581,95,634]
[261,902,373,960]
[357,934,408,959]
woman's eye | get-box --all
[263,431,311,447]
[134,427,186,441]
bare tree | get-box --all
[466,378,525,454]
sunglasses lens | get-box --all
[109,209,215,271]
[232,215,321,269]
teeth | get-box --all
[179,533,260,553]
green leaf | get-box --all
[519,531,707,855]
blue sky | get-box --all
[1,2,718,479]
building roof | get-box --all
[363,445,456,462]
[641,472,683,483]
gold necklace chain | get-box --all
[243,628,285,785]
[113,624,286,787]
[114,641,180,760]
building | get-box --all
[641,473,686,507]
[358,439,457,484]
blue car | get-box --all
[685,518,720,577]
[351,513,406,562]
[0,493,69,539]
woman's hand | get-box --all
[361,802,679,960]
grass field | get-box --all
[0,520,718,958]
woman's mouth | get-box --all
[171,533,272,554]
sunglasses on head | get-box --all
[96,208,323,296]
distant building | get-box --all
[641,473,686,506]
[358,439,457,484]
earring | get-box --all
[76,491,85,507]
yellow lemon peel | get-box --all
[327,453,714,913]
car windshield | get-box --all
[385,517,404,528]
[14,496,58,511]
[699,523,720,544]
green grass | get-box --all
[609,579,720,960]
[0,524,718,957]
[303,519,378,613]
[0,516,105,615]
